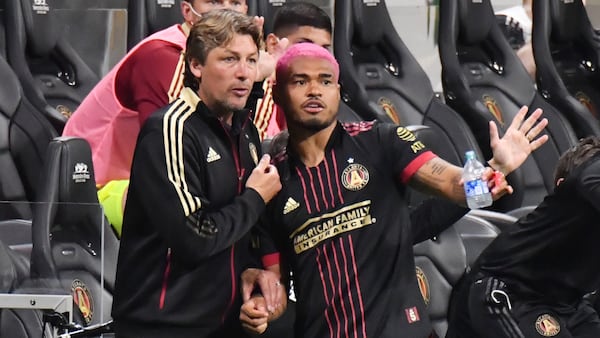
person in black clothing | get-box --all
[240,43,549,338]
[111,10,285,338]
[447,136,600,338]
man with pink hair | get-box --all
[240,43,549,337]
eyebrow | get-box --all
[291,73,334,79]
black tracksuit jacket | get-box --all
[112,88,265,337]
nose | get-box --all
[234,60,254,81]
[307,81,322,97]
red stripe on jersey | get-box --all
[306,167,321,212]
[342,121,376,136]
[323,245,342,338]
[317,166,330,209]
[317,247,336,338]
[331,241,350,338]
[400,151,437,184]
[340,237,360,338]
[296,167,313,214]
[262,252,280,268]
[331,150,345,204]
[159,249,172,309]
[324,155,337,207]
[349,235,368,337]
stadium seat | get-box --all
[4,0,99,133]
[438,0,579,207]
[127,0,258,50]
[30,137,119,327]
[532,0,600,138]
[413,214,500,337]
[0,55,57,221]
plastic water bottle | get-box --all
[463,150,493,209]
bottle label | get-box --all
[465,179,490,197]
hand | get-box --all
[488,106,549,175]
[252,16,265,34]
[257,37,289,81]
[246,155,282,203]
[483,168,513,201]
[240,295,269,335]
[240,268,284,315]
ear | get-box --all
[188,57,203,79]
[266,33,280,55]
[181,1,195,25]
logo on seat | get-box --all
[207,147,221,163]
[535,314,560,336]
[378,97,401,124]
[71,279,94,324]
[416,266,430,305]
[157,0,176,8]
[73,163,91,183]
[482,94,504,125]
[32,0,50,14]
[575,91,598,118]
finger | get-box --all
[489,120,500,146]
[529,134,549,150]
[508,105,528,130]
[525,117,548,141]
[256,275,276,313]
[519,108,543,133]
[256,154,271,171]
[241,278,254,303]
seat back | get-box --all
[127,0,258,50]
[31,137,119,327]
[532,0,600,137]
[438,0,579,207]
[4,0,99,133]
[0,55,57,221]
[413,213,499,337]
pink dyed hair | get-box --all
[275,42,340,83]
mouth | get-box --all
[231,87,250,97]
[302,100,325,114]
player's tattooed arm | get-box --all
[409,157,467,206]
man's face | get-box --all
[275,56,340,132]
[184,0,248,24]
[191,34,258,116]
[284,26,332,50]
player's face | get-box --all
[184,0,248,24]
[284,26,332,50]
[276,56,340,132]
[190,34,258,117]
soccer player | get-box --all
[111,11,283,337]
[446,136,600,338]
[240,43,549,337]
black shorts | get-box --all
[447,275,600,338]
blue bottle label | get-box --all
[465,179,489,197]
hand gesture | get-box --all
[246,155,282,203]
[240,295,269,335]
[240,268,284,315]
[488,106,549,174]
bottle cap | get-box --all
[465,150,475,160]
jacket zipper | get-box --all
[220,120,247,322]
[159,247,172,309]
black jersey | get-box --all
[259,121,437,338]
[475,154,600,303]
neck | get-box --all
[289,122,337,167]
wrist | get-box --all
[487,159,508,175]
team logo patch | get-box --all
[249,143,259,165]
[405,306,421,324]
[415,267,430,306]
[71,279,93,324]
[482,94,504,125]
[378,97,401,124]
[535,314,560,336]
[72,163,91,183]
[575,91,598,117]
[341,164,369,191]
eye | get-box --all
[293,79,306,85]
[322,79,332,86]
[248,57,258,65]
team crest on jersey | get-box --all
[71,279,93,324]
[249,143,259,165]
[482,94,505,125]
[535,314,560,336]
[575,91,598,117]
[415,267,430,305]
[378,97,401,124]
[341,164,369,191]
